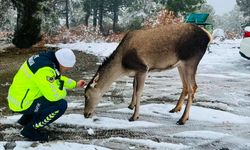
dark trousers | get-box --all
[20,96,67,129]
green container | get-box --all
[185,13,213,33]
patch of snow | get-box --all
[109,137,190,150]
[13,141,111,150]
[195,102,233,111]
[55,114,161,129]
[0,142,7,150]
[57,42,119,57]
[111,104,250,124]
[1,127,19,134]
[170,130,231,140]
[0,115,19,124]
[2,113,161,129]
[97,102,115,107]
[222,136,250,146]
[87,128,95,135]
[212,28,225,42]
[197,73,234,79]
[67,102,83,108]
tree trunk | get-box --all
[12,0,43,48]
[84,12,90,27]
[112,1,119,33]
[93,7,98,28]
[65,0,69,29]
[83,0,91,26]
[98,0,104,33]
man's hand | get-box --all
[76,80,86,88]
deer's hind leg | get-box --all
[129,72,147,121]
[177,61,199,125]
[170,65,188,113]
[128,77,137,110]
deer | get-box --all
[84,23,212,125]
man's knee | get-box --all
[58,99,68,113]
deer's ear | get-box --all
[90,73,99,88]
[93,73,99,82]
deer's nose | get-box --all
[84,113,92,118]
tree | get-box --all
[92,0,98,28]
[41,0,61,35]
[120,0,164,31]
[0,0,16,31]
[83,0,91,26]
[82,0,102,29]
[214,6,244,35]
[236,0,250,26]
[198,3,215,25]
[166,0,206,16]
[109,0,120,32]
[65,0,70,28]
[82,0,130,33]
[82,0,99,27]
[98,0,104,33]
[11,0,45,48]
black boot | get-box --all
[21,123,48,141]
[17,114,33,126]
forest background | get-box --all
[0,0,249,48]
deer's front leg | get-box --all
[129,72,146,121]
[128,77,137,110]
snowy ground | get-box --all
[1,39,250,150]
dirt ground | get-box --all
[0,46,99,115]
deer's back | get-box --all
[120,23,210,72]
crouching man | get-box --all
[7,48,85,141]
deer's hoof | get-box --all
[129,116,139,122]
[169,109,175,113]
[176,120,185,125]
[169,108,180,113]
[176,117,189,125]
[128,105,135,110]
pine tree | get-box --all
[11,0,45,48]
[166,0,205,16]
[198,3,215,25]
[0,0,16,31]
[236,0,250,26]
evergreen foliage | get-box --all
[3,0,247,47]
[236,0,250,26]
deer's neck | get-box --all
[95,58,123,95]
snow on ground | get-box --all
[170,130,230,140]
[197,40,250,113]
[1,114,161,129]
[66,100,114,109]
[108,137,190,150]
[2,39,250,149]
[0,141,111,150]
[56,114,161,129]
[55,42,119,57]
[111,103,250,124]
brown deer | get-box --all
[84,23,212,125]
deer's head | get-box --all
[84,74,101,118]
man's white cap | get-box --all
[55,48,76,67]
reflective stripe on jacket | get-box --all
[7,51,76,112]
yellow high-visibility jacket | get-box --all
[7,51,76,112]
